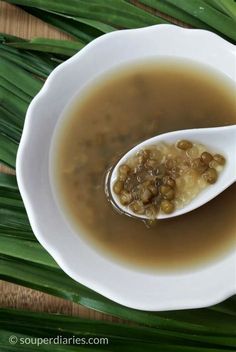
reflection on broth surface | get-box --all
[54,59,236,271]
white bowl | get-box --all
[16,24,236,311]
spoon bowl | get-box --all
[109,125,236,219]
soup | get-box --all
[54,59,236,272]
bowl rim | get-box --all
[16,24,236,311]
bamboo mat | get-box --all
[0,1,124,323]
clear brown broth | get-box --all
[55,59,236,272]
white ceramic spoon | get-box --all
[108,125,236,220]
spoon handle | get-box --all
[221,125,236,182]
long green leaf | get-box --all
[7,38,84,56]
[205,0,236,20]
[0,209,30,229]
[0,106,23,130]
[0,120,21,143]
[0,173,18,192]
[0,236,57,268]
[0,227,35,242]
[0,106,22,143]
[0,43,54,78]
[164,0,236,41]
[0,310,206,348]
[0,33,26,43]
[20,6,103,43]
[0,331,232,352]
[0,56,43,97]
[47,10,117,33]
[210,297,236,317]
[137,0,214,30]
[1,308,236,351]
[74,16,116,33]
[20,6,115,41]
[0,87,28,125]
[0,109,22,142]
[0,134,18,168]
[5,0,169,27]
[0,174,23,199]
[0,193,24,209]
[0,77,31,103]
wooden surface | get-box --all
[0,1,123,323]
